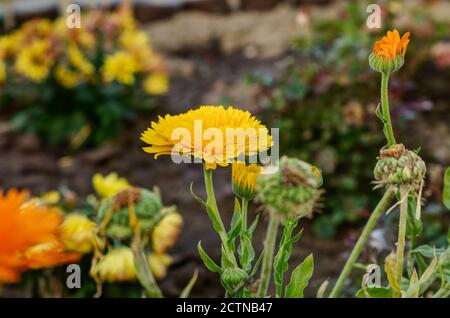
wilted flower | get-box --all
[140,106,272,170]
[369,30,410,74]
[92,247,136,283]
[232,162,261,200]
[92,172,131,200]
[148,252,172,280]
[60,213,97,253]
[257,156,323,221]
[373,143,426,194]
[0,189,62,283]
[152,210,182,254]
[97,187,163,240]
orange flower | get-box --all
[373,29,410,59]
[24,241,81,269]
[0,189,63,283]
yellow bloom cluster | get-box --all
[0,5,168,95]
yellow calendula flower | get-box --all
[40,191,61,205]
[152,211,182,254]
[102,51,138,85]
[232,163,261,200]
[369,29,410,74]
[67,44,94,77]
[92,247,136,283]
[143,73,169,95]
[24,241,81,269]
[55,65,81,88]
[14,40,53,82]
[60,213,97,253]
[0,60,5,83]
[148,252,172,280]
[140,106,272,170]
[92,172,131,199]
[0,32,22,59]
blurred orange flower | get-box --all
[0,189,69,283]
[24,241,81,269]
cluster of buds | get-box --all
[373,144,426,194]
[256,156,323,221]
[97,187,164,240]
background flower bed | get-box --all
[1,0,450,297]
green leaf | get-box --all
[412,245,446,258]
[230,199,241,231]
[355,287,393,298]
[316,280,329,298]
[375,103,387,124]
[180,270,198,298]
[189,182,207,207]
[284,254,314,298]
[444,167,450,210]
[197,241,222,273]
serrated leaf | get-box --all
[285,254,314,298]
[180,269,198,298]
[197,241,221,273]
[355,286,393,298]
[444,167,450,210]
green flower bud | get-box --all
[256,156,324,221]
[221,267,248,292]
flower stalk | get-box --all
[381,72,396,147]
[394,187,409,298]
[329,189,395,298]
[257,215,280,298]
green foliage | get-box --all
[284,254,314,298]
[443,167,450,210]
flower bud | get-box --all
[256,156,323,221]
[221,267,248,292]
[231,163,261,200]
[369,30,410,74]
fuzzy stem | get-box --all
[329,189,395,298]
[132,246,163,298]
[394,188,409,298]
[203,165,237,265]
[381,72,396,147]
[257,215,280,298]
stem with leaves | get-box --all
[329,189,395,298]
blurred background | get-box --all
[0,0,449,297]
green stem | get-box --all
[433,281,450,298]
[381,72,396,147]
[329,189,395,298]
[241,198,249,235]
[132,247,163,298]
[407,226,416,278]
[394,188,409,298]
[257,215,280,298]
[203,165,237,265]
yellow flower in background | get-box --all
[231,162,261,200]
[40,191,61,205]
[0,60,5,83]
[143,73,169,95]
[14,40,53,82]
[148,253,172,280]
[24,241,81,269]
[92,172,131,199]
[0,32,22,59]
[373,29,410,59]
[141,106,272,170]
[67,44,94,77]
[103,51,138,85]
[55,65,81,88]
[21,19,53,40]
[152,212,182,253]
[60,213,97,253]
[92,247,136,283]
[120,30,149,51]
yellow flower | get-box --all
[152,211,182,253]
[92,172,131,199]
[369,30,410,74]
[0,60,5,83]
[0,32,22,59]
[373,30,410,59]
[67,44,94,77]
[40,191,61,205]
[14,40,53,82]
[102,51,138,85]
[92,247,136,283]
[120,30,149,51]
[140,106,272,170]
[60,213,97,253]
[55,65,82,88]
[148,252,172,280]
[143,73,169,95]
[232,163,261,200]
